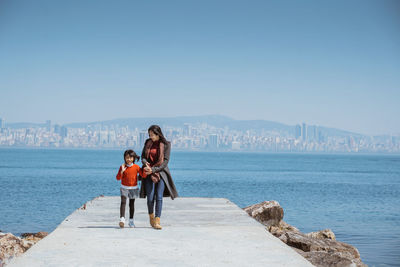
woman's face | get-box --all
[149,130,160,142]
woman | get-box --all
[140,125,178,230]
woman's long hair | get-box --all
[148,125,168,144]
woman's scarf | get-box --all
[144,140,165,183]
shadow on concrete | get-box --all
[78,226,151,229]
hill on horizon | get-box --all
[5,115,362,137]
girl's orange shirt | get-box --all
[116,164,146,187]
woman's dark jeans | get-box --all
[143,177,165,217]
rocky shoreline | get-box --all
[0,231,48,266]
[244,201,367,267]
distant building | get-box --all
[60,126,68,138]
[313,125,318,141]
[302,123,307,142]
[191,128,198,136]
[295,124,301,139]
[184,123,191,137]
[317,130,324,143]
[108,131,116,144]
[200,136,206,147]
[46,120,51,132]
[54,124,61,134]
[185,138,192,148]
[208,134,218,150]
[232,141,241,150]
[99,131,108,145]
[309,125,317,141]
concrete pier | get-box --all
[8,197,313,266]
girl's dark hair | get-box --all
[123,149,140,163]
[148,125,168,144]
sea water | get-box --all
[0,148,399,266]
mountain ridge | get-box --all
[4,115,364,137]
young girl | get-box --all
[116,149,146,228]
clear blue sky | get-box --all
[0,0,399,135]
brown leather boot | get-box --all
[154,217,162,230]
[149,213,155,227]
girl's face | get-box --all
[125,155,134,165]
[149,130,160,142]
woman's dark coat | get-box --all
[139,139,178,200]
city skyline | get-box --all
[0,114,391,136]
[0,115,398,153]
[1,0,399,135]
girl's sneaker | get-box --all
[119,217,125,228]
[129,219,135,228]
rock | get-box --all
[243,201,366,267]
[0,231,48,266]
[306,229,336,240]
[270,220,301,238]
[280,220,300,232]
[295,250,367,267]
[21,232,48,243]
[0,233,32,266]
[285,231,366,266]
[243,201,284,227]
[278,233,288,243]
[269,225,285,238]
[285,231,359,256]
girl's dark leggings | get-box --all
[120,196,135,219]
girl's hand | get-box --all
[121,164,127,173]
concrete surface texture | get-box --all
[8,197,313,267]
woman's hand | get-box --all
[144,163,152,175]
[144,168,152,175]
